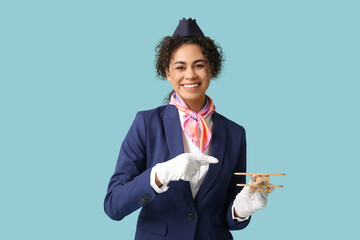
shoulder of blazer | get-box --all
[136,105,169,120]
[137,104,179,121]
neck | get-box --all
[184,97,206,113]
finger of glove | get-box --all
[251,175,256,182]
[167,155,200,170]
[182,173,197,181]
[184,153,218,165]
[185,163,200,175]
[174,164,200,180]
[193,154,219,165]
[180,166,199,181]
[258,187,274,198]
[239,185,254,198]
[258,188,271,199]
[160,159,199,182]
[176,161,200,181]
[254,192,268,210]
[184,158,201,171]
[250,175,263,185]
[168,166,197,182]
[247,177,256,185]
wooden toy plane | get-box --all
[234,173,286,193]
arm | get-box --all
[104,112,157,221]
[225,127,251,230]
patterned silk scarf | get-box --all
[169,92,215,153]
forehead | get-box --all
[170,44,205,62]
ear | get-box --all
[207,72,213,81]
[165,69,171,82]
[206,66,213,80]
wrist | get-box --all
[234,208,247,219]
[155,173,163,188]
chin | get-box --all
[181,93,205,101]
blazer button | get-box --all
[187,213,195,220]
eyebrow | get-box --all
[173,59,206,65]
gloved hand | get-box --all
[233,176,274,218]
[153,153,218,186]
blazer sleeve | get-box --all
[225,127,251,230]
[104,112,157,221]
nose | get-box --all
[184,67,197,80]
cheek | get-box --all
[168,77,180,90]
[172,73,183,84]
[204,80,211,90]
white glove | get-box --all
[153,153,218,186]
[233,177,274,218]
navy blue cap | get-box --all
[172,18,205,37]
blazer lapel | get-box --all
[163,105,194,204]
[195,112,227,205]
[163,105,184,158]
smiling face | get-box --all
[166,44,212,112]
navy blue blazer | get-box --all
[104,104,250,240]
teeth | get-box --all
[184,84,199,88]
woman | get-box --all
[104,18,271,240]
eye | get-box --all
[176,66,185,70]
[194,64,204,68]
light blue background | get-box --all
[1,0,359,239]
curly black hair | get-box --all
[155,35,223,80]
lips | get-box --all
[182,83,201,90]
[183,83,199,87]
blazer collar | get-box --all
[163,105,193,203]
[163,104,184,158]
[195,111,226,204]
